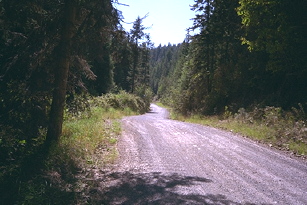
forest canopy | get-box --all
[150,0,307,115]
[0,0,152,164]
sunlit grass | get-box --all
[289,141,307,155]
[59,106,137,168]
[155,102,166,108]
[12,90,150,204]
[161,102,306,156]
[52,92,145,174]
[19,104,140,205]
[172,113,275,142]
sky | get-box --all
[115,0,197,46]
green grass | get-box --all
[61,107,117,166]
[160,102,307,156]
[172,114,275,142]
[16,93,145,205]
[155,102,166,107]
[56,106,140,168]
[17,106,139,205]
[289,141,307,156]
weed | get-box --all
[7,92,146,204]
[223,106,233,120]
[289,141,307,155]
[165,102,307,157]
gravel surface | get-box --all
[93,104,307,205]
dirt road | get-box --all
[94,104,307,204]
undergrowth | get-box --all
[167,103,307,157]
[1,91,148,205]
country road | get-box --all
[95,104,307,205]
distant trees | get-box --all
[149,43,187,97]
[109,15,153,94]
[151,0,307,115]
[151,0,246,114]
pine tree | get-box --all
[129,15,152,93]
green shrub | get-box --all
[234,105,307,153]
[134,86,154,112]
[167,102,307,156]
[1,91,150,204]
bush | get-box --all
[232,105,307,152]
[65,91,151,120]
[134,86,154,112]
[0,91,151,204]
[92,91,148,114]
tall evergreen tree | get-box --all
[129,16,151,93]
[112,28,133,91]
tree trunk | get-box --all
[46,0,76,144]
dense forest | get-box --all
[0,1,152,202]
[0,0,306,203]
[150,0,307,115]
[0,0,152,156]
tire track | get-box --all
[103,104,307,205]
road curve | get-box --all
[97,104,307,205]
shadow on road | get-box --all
[147,111,158,114]
[86,171,259,205]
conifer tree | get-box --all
[129,15,151,93]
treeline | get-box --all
[0,1,152,168]
[150,0,307,115]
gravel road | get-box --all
[94,104,307,205]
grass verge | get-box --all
[160,102,307,157]
[14,93,146,205]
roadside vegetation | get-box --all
[158,102,307,157]
[1,92,150,205]
[1,0,306,203]
[151,1,306,159]
[1,1,153,203]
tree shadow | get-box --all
[0,143,78,205]
[86,171,264,205]
[147,111,158,114]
